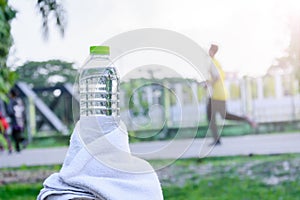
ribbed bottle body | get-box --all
[79,54,120,117]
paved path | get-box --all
[1,133,300,168]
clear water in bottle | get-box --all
[79,46,120,117]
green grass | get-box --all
[1,154,300,199]
[157,154,300,199]
[1,176,299,200]
[0,164,62,172]
[131,122,300,141]
[0,183,42,200]
[163,177,300,200]
[149,154,299,170]
[26,135,70,149]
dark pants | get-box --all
[12,128,24,152]
[207,98,248,142]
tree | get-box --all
[286,16,300,88]
[0,0,15,67]
[0,0,17,102]
[269,15,300,91]
[36,0,66,39]
[15,60,77,87]
[0,0,66,101]
[0,67,17,101]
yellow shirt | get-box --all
[211,58,228,101]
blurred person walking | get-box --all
[7,89,26,152]
[206,44,256,145]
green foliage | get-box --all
[0,67,17,102]
[1,0,66,62]
[15,60,77,87]
[0,0,66,64]
[0,0,16,67]
[0,0,67,102]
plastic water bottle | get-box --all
[79,46,120,117]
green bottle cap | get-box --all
[90,46,110,55]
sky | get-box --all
[7,0,300,77]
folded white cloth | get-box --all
[38,116,163,200]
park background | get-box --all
[1,0,300,199]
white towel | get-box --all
[38,116,163,200]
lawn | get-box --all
[160,154,300,199]
[1,154,300,199]
[0,183,42,200]
[163,176,300,200]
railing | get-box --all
[121,73,300,131]
[7,72,299,137]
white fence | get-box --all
[120,74,300,130]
